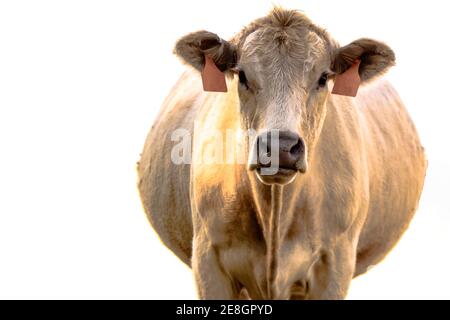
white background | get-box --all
[0,0,449,299]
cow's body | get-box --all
[138,9,426,299]
[138,70,426,299]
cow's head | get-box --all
[174,8,395,185]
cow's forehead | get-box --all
[241,26,325,54]
[239,27,330,87]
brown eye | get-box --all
[318,73,328,88]
[238,70,249,89]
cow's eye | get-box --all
[318,73,328,88]
[238,70,249,89]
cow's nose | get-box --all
[256,130,305,170]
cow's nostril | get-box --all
[290,138,305,160]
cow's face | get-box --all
[235,25,333,185]
[174,11,395,185]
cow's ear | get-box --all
[332,38,395,83]
[174,30,237,73]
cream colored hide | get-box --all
[137,8,426,300]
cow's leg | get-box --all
[308,240,357,300]
[192,230,239,300]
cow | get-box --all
[137,8,426,299]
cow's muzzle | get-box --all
[249,130,308,185]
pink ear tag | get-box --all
[332,60,361,97]
[201,56,227,92]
